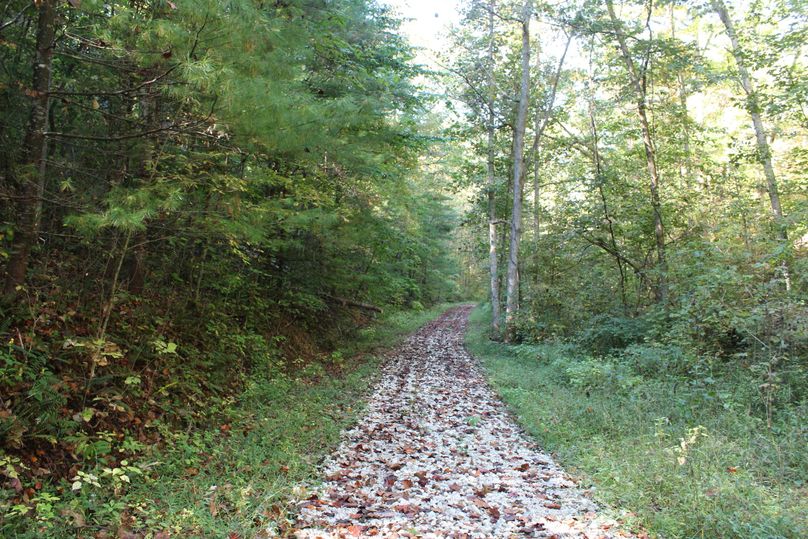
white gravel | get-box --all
[292,307,635,538]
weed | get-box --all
[466,305,807,539]
[1,304,458,538]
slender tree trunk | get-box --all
[710,0,785,239]
[531,45,542,298]
[499,202,508,306]
[670,5,693,188]
[529,34,570,286]
[531,43,542,246]
[504,0,532,341]
[606,0,667,305]
[589,99,628,314]
[3,1,56,300]
[486,0,501,337]
[128,86,157,294]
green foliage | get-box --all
[467,305,808,539]
[577,315,650,354]
[0,303,455,537]
[0,0,462,534]
[449,0,807,361]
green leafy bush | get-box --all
[621,343,696,377]
[577,314,650,354]
[467,305,808,539]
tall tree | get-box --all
[486,0,502,337]
[605,0,667,304]
[3,0,56,300]
[710,0,786,239]
[504,0,533,340]
[529,32,570,279]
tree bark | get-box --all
[504,0,532,341]
[669,5,693,188]
[486,0,501,337]
[323,294,382,313]
[529,34,570,285]
[531,42,542,246]
[710,0,785,240]
[3,0,56,300]
[605,0,667,305]
[127,85,157,295]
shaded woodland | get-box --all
[0,0,806,537]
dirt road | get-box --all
[292,306,632,538]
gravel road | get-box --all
[292,306,634,538]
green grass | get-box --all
[2,303,457,538]
[466,305,807,539]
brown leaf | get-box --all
[544,502,561,509]
[61,508,86,528]
[472,497,489,509]
[392,504,418,515]
[209,493,218,517]
[516,463,529,472]
[10,477,22,492]
[401,479,413,489]
[347,525,362,537]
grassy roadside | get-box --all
[2,303,457,538]
[465,305,807,539]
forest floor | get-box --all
[290,306,635,539]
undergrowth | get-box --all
[0,303,455,538]
[466,305,807,539]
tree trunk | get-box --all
[606,0,667,305]
[590,99,629,314]
[669,5,694,188]
[486,0,501,337]
[710,0,785,239]
[529,34,570,286]
[531,42,542,246]
[504,0,532,341]
[3,0,56,300]
[127,86,156,295]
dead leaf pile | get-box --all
[292,307,635,538]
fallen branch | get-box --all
[323,294,382,313]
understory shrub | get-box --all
[467,305,808,539]
[621,343,696,377]
[576,314,650,354]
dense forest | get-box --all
[450,0,806,345]
[0,0,806,537]
[0,0,459,536]
[451,0,806,536]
